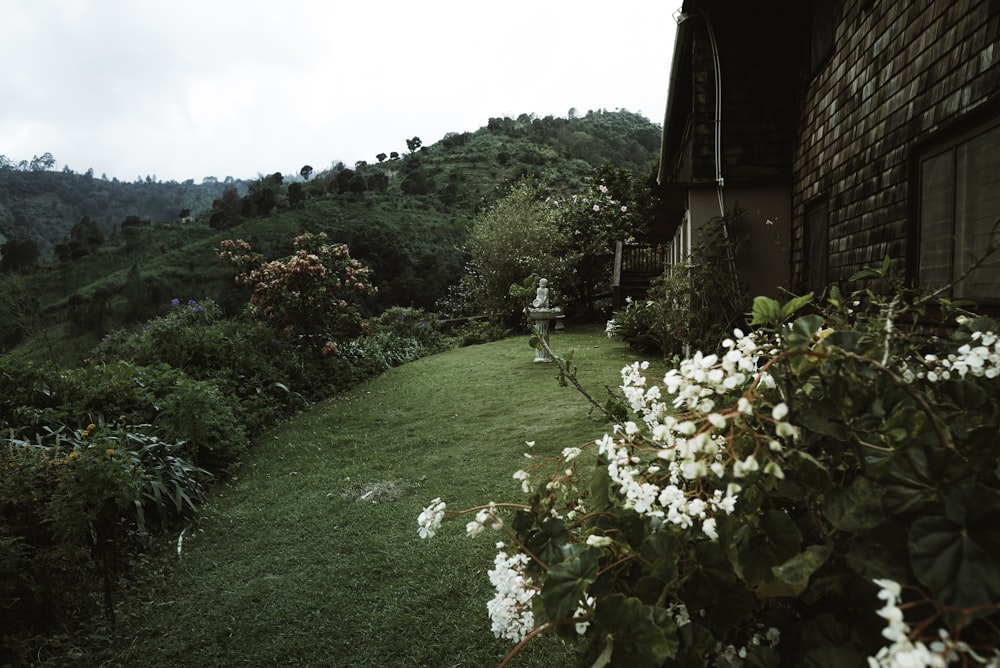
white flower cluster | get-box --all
[417,497,446,539]
[486,544,537,642]
[868,579,999,667]
[465,502,502,537]
[920,326,1000,382]
[598,426,740,539]
[599,331,792,539]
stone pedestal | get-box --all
[526,308,560,362]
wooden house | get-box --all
[656,0,1000,307]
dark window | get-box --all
[810,0,835,75]
[805,201,829,294]
[917,120,1000,303]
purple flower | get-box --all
[171,298,181,307]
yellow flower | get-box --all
[87,423,97,431]
[69,451,80,459]
[106,449,115,457]
[82,430,90,438]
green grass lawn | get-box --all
[103,325,649,667]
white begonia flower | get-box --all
[573,596,596,635]
[702,517,719,541]
[707,412,728,430]
[561,446,582,461]
[873,578,902,601]
[513,469,531,494]
[772,402,789,421]
[733,454,760,478]
[417,497,446,539]
[763,460,785,479]
[775,421,799,440]
[585,534,614,547]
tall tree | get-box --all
[0,238,41,273]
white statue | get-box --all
[532,278,550,309]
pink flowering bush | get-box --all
[419,270,1000,667]
[219,232,376,351]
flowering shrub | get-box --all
[418,278,1000,667]
[552,168,645,318]
[219,232,376,350]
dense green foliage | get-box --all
[461,167,653,326]
[425,268,1000,666]
[608,210,749,358]
[0,238,457,662]
[0,110,661,359]
[0,162,239,257]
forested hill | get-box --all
[0,166,244,258]
[0,109,660,258]
[0,109,661,358]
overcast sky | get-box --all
[2,1,680,183]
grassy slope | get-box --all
[106,326,649,667]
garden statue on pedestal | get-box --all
[524,278,561,363]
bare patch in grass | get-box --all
[340,478,411,503]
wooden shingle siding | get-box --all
[791,0,1000,292]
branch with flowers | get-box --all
[418,273,1000,667]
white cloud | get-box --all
[1,0,679,181]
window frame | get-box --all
[804,197,830,296]
[910,106,1000,307]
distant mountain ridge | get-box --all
[0,109,660,256]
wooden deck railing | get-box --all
[613,242,668,286]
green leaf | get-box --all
[750,296,782,327]
[823,477,885,532]
[639,530,680,585]
[523,516,569,566]
[761,544,831,598]
[821,330,868,352]
[594,594,678,667]
[683,541,755,628]
[736,509,802,586]
[844,525,909,582]
[589,464,611,511]
[780,293,815,320]
[799,613,867,667]
[880,446,939,515]
[908,487,1000,610]
[540,543,599,620]
[883,402,928,445]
